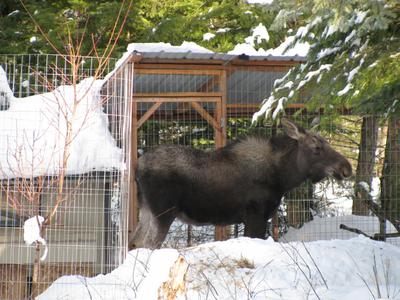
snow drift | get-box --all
[0,67,123,179]
[38,237,400,300]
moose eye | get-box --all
[313,146,322,155]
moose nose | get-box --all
[341,162,352,178]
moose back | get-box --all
[130,118,352,249]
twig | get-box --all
[301,241,329,290]
[279,242,321,300]
[339,224,372,238]
[199,270,219,300]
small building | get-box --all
[103,42,306,242]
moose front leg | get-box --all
[244,213,267,239]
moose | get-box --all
[129,118,352,249]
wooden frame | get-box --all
[128,55,303,244]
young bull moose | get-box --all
[130,118,352,249]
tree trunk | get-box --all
[352,116,379,215]
[380,117,400,234]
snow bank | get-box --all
[0,67,123,179]
[38,248,179,300]
[39,237,400,300]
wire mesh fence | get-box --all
[132,60,399,249]
[0,54,131,298]
[0,51,399,298]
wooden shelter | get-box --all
[105,43,306,243]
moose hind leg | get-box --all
[129,206,175,249]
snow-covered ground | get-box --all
[38,237,400,300]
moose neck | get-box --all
[269,135,309,193]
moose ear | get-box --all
[281,118,306,140]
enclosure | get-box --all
[112,43,399,249]
[0,54,132,298]
[0,44,399,298]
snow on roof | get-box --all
[128,42,214,54]
[107,40,307,76]
[0,67,123,180]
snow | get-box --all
[127,42,213,54]
[355,10,368,24]
[216,28,231,33]
[0,66,13,106]
[246,0,274,4]
[23,216,48,261]
[0,67,123,179]
[284,215,398,243]
[38,237,400,300]
[337,83,353,96]
[252,95,275,122]
[316,47,340,60]
[323,24,339,38]
[202,32,215,41]
[250,23,270,44]
[30,36,37,43]
[297,64,332,90]
[7,10,20,17]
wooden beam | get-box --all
[137,102,162,128]
[220,69,228,146]
[128,62,138,246]
[135,68,222,75]
[190,101,219,131]
[130,59,225,67]
[133,96,220,103]
[134,92,222,98]
[214,69,229,242]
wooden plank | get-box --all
[134,68,222,75]
[137,102,162,128]
[214,69,229,241]
[226,65,293,72]
[129,62,138,245]
[229,59,301,67]
[227,103,306,109]
[134,97,220,103]
[134,92,222,98]
[220,69,228,146]
[130,58,225,67]
[190,102,219,131]
[131,58,300,69]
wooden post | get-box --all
[214,69,229,241]
[272,213,279,241]
[128,62,138,243]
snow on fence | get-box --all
[0,54,132,299]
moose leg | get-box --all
[129,206,175,249]
[244,214,267,239]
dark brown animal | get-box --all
[130,118,352,249]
